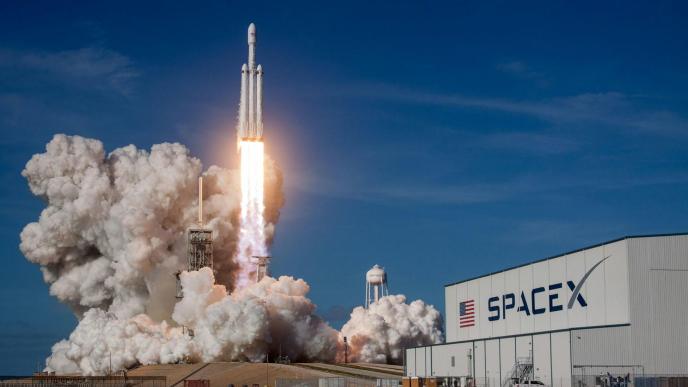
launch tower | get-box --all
[175,177,214,299]
[252,255,271,282]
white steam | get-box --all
[21,134,442,374]
[341,295,444,364]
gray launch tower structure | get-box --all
[176,177,214,299]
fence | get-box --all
[0,375,167,387]
[398,371,688,387]
[572,375,688,387]
[412,375,688,387]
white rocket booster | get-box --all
[238,23,263,145]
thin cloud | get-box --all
[503,219,624,246]
[344,85,688,137]
[0,46,139,96]
[480,131,580,155]
[288,168,688,206]
[496,60,547,84]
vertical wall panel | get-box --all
[490,273,506,337]
[426,346,432,377]
[446,286,458,342]
[504,270,521,336]
[532,261,550,333]
[547,256,568,329]
[550,331,571,387]
[500,337,516,382]
[565,251,586,328]
[485,339,501,387]
[416,347,426,377]
[533,333,551,385]
[430,343,474,377]
[477,277,492,339]
[406,348,416,377]
[515,335,532,362]
[583,245,606,326]
[432,345,453,376]
[603,241,630,325]
[454,283,469,341]
[473,341,485,380]
[518,266,534,334]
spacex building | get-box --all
[404,234,688,386]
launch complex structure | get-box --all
[175,177,214,299]
[175,23,271,302]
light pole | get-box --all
[343,336,348,363]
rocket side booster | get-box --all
[238,23,263,144]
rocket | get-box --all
[238,23,264,145]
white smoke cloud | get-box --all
[22,134,442,374]
[173,268,339,363]
[340,295,444,364]
[46,268,338,374]
[46,309,194,375]
[19,134,284,319]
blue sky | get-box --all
[1,0,687,374]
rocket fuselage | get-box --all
[238,23,263,144]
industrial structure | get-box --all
[366,264,389,308]
[252,255,271,282]
[176,177,214,299]
[404,233,688,387]
[238,22,264,144]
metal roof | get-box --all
[444,232,688,287]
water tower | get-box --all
[365,264,389,308]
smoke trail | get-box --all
[234,141,268,289]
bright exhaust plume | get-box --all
[236,140,268,289]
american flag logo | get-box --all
[459,299,475,328]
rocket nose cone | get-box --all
[248,23,256,43]
[256,64,262,71]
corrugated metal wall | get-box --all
[629,235,686,373]
[405,331,572,386]
[571,235,688,374]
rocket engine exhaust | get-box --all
[236,140,267,288]
[235,23,268,289]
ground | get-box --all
[127,362,403,387]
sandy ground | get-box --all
[294,363,402,380]
[129,362,337,387]
[128,362,403,387]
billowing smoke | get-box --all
[46,310,193,375]
[341,295,443,364]
[21,134,442,374]
[46,268,339,374]
[20,134,282,319]
[173,268,339,362]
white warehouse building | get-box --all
[404,234,688,387]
